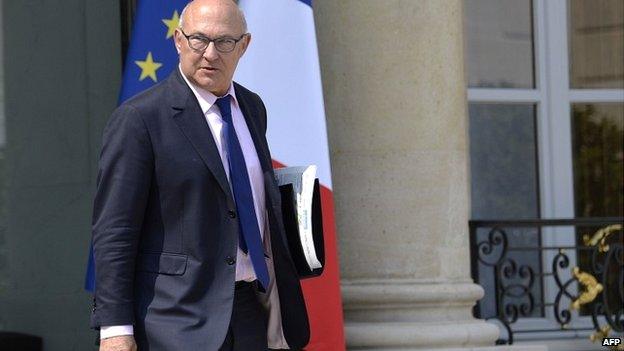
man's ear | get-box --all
[173,29,183,54]
[239,33,251,56]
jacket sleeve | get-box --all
[90,104,154,328]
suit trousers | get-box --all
[219,281,268,351]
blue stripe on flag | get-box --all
[297,0,312,7]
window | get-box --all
[466,0,624,346]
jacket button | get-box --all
[228,210,236,219]
[225,256,236,265]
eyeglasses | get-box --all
[179,28,247,53]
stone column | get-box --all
[314,1,543,350]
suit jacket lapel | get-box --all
[168,71,233,200]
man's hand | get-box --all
[99,335,137,351]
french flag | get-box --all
[236,0,346,350]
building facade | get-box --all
[0,0,622,350]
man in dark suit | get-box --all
[90,0,310,350]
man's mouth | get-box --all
[200,67,217,72]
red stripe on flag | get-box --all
[272,160,346,350]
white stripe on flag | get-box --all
[236,0,333,189]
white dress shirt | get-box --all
[101,67,268,339]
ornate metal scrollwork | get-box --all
[477,227,508,267]
[553,250,575,327]
[498,258,536,324]
[470,219,623,346]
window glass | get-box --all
[572,103,623,218]
[465,0,535,88]
[469,104,543,319]
[469,104,540,219]
[568,0,624,89]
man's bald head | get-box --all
[179,0,247,33]
[173,0,251,96]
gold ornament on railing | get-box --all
[591,326,624,351]
[590,325,611,342]
[580,224,623,350]
[570,267,603,310]
[583,224,622,253]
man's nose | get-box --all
[202,42,219,60]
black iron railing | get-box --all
[469,218,623,345]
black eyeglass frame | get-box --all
[178,28,247,53]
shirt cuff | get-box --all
[100,325,134,339]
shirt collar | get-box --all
[178,65,238,115]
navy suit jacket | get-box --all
[90,69,310,350]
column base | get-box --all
[346,320,497,349]
[342,279,547,350]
